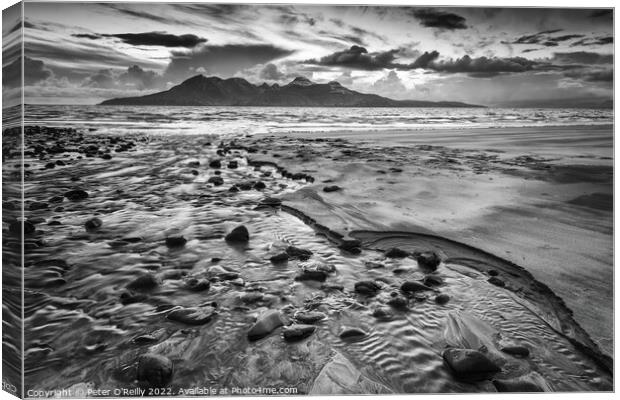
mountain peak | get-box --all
[288,76,314,86]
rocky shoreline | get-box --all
[2,126,612,394]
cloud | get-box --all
[565,69,613,82]
[426,55,538,77]
[409,8,467,30]
[590,9,612,18]
[72,32,207,48]
[571,36,613,47]
[308,45,400,70]
[369,70,410,98]
[259,63,286,80]
[3,56,53,88]
[82,65,165,90]
[165,44,294,81]
[506,30,610,48]
[551,51,613,65]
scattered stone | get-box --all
[84,217,102,231]
[488,276,506,287]
[339,237,361,254]
[387,296,408,310]
[259,197,282,207]
[167,306,217,325]
[48,195,64,203]
[488,269,499,276]
[9,220,36,236]
[29,201,49,210]
[423,275,444,286]
[225,225,249,243]
[385,247,409,258]
[247,310,284,341]
[435,294,450,305]
[64,189,89,201]
[207,176,224,186]
[47,220,62,226]
[372,307,394,321]
[339,327,367,340]
[500,345,530,357]
[136,354,173,388]
[165,236,187,248]
[227,160,238,169]
[354,281,381,296]
[119,290,147,305]
[323,185,341,193]
[442,348,501,381]
[126,274,159,291]
[294,311,326,324]
[269,252,289,263]
[295,270,327,282]
[415,251,442,270]
[286,246,313,260]
[401,281,433,293]
[209,160,221,168]
[229,185,239,192]
[184,277,210,292]
[282,324,316,342]
[364,261,385,269]
[253,181,266,190]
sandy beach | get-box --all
[4,123,612,394]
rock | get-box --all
[364,261,385,269]
[269,252,289,263]
[323,185,341,193]
[435,294,450,305]
[500,345,530,357]
[442,348,501,381]
[423,275,444,286]
[44,162,56,169]
[209,159,221,168]
[165,236,187,248]
[64,189,89,201]
[415,251,441,270]
[207,176,224,186]
[339,237,361,254]
[229,185,239,192]
[282,324,316,342]
[247,310,284,341]
[29,201,49,210]
[167,306,217,325]
[387,296,408,310]
[119,290,147,305]
[48,220,62,226]
[84,217,102,231]
[339,327,367,340]
[225,225,249,243]
[9,220,35,236]
[241,292,264,304]
[400,281,433,293]
[385,247,409,258]
[294,311,326,324]
[184,277,210,292]
[259,197,282,207]
[372,307,394,321]
[295,270,327,282]
[488,276,506,287]
[354,281,381,296]
[207,265,240,280]
[488,269,499,276]
[227,160,238,169]
[136,354,173,387]
[285,246,313,260]
[127,274,159,291]
[253,181,266,190]
[28,217,46,224]
[492,378,544,392]
[48,195,64,203]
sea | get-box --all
[9,104,614,137]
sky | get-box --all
[1,2,614,106]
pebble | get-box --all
[64,189,89,201]
[84,217,102,231]
[165,236,187,248]
[400,281,433,293]
[442,348,501,380]
[269,253,289,263]
[184,277,210,292]
[126,274,159,291]
[435,294,450,305]
[285,246,313,260]
[207,176,224,186]
[500,345,530,357]
[323,185,341,192]
[167,306,217,325]
[209,160,221,168]
[136,354,173,387]
[385,247,409,258]
[247,310,284,341]
[282,324,316,342]
[372,307,394,321]
[387,296,408,310]
[492,378,544,392]
[488,276,506,287]
[225,225,249,243]
[354,281,381,296]
[294,311,326,324]
[415,251,442,270]
[339,327,367,340]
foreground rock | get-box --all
[442,348,501,381]
[385,248,409,258]
[500,345,530,357]
[354,281,381,296]
[414,251,442,270]
[64,189,89,201]
[488,276,506,287]
[294,311,326,324]
[137,354,173,388]
[339,327,367,340]
[225,225,249,243]
[285,246,313,260]
[127,274,159,291]
[165,236,187,248]
[400,281,433,293]
[282,324,316,342]
[167,306,217,325]
[248,310,284,341]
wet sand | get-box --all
[3,125,613,394]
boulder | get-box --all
[372,307,394,321]
[225,225,249,243]
[423,275,444,286]
[488,276,506,287]
[64,189,89,201]
[354,281,381,296]
[282,324,316,342]
[492,378,544,392]
[207,176,224,186]
[294,311,326,324]
[415,251,441,270]
[184,278,210,292]
[339,237,361,254]
[127,274,159,291]
[227,160,238,169]
[285,246,313,260]
[136,354,173,388]
[500,345,530,357]
[323,185,341,193]
[209,160,221,168]
[442,348,501,381]
[269,253,289,263]
[435,294,450,305]
[167,306,217,325]
[165,236,187,248]
[387,296,408,310]
[84,217,102,231]
[247,310,284,341]
[385,248,409,258]
[339,327,367,340]
[400,281,433,293]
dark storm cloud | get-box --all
[83,65,165,90]
[425,55,538,76]
[590,9,612,18]
[259,63,286,81]
[165,44,294,80]
[72,33,102,40]
[308,45,400,70]
[409,51,440,68]
[551,51,613,65]
[103,32,206,48]
[409,8,467,30]
[566,68,613,82]
[3,57,52,88]
[571,36,613,47]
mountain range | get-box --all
[100,75,483,107]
